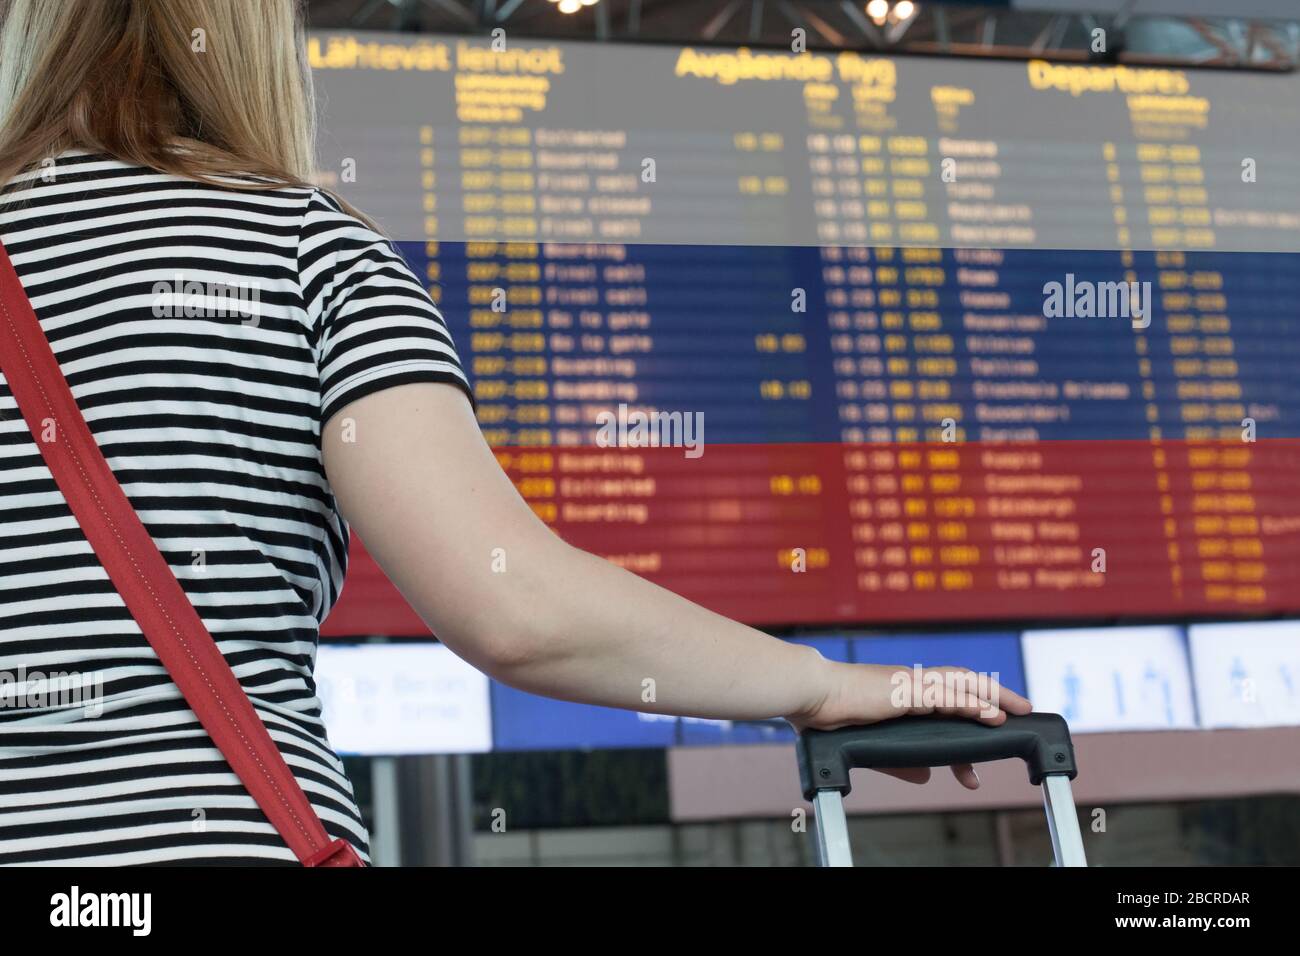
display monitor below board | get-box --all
[311,623,1300,755]
[316,644,492,755]
[1188,620,1300,729]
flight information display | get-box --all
[313,31,1300,636]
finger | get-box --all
[877,767,931,785]
[929,698,1007,725]
[965,670,1032,717]
[913,667,1029,725]
[992,682,1033,715]
[907,670,1002,724]
[950,763,980,790]
[952,667,1033,716]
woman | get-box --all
[0,0,1029,865]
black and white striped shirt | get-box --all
[0,151,472,864]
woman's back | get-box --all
[0,151,470,864]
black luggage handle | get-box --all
[796,713,1078,800]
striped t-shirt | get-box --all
[0,151,472,864]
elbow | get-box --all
[415,533,581,684]
[473,618,547,680]
[460,563,566,682]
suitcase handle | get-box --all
[796,712,1077,800]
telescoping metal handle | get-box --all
[797,713,1086,867]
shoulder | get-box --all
[297,186,386,248]
[295,187,403,293]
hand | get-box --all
[786,661,1034,791]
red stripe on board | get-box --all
[323,438,1300,637]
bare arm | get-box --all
[323,383,1031,786]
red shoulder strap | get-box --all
[0,239,362,867]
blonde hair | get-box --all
[0,0,367,220]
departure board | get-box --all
[313,31,1300,636]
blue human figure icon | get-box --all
[1062,663,1081,721]
[1230,656,1251,709]
[1141,660,1172,725]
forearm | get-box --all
[328,385,1028,763]
[486,542,831,723]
